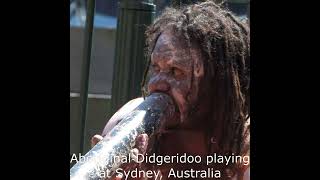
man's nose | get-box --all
[147,75,170,93]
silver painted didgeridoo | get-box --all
[70,93,175,180]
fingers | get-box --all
[135,134,149,155]
[119,134,149,172]
[92,133,149,179]
[120,148,140,172]
[130,148,140,162]
[91,134,103,148]
[108,172,123,180]
[114,174,123,180]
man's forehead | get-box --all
[156,30,187,49]
[152,31,192,66]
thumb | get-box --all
[135,134,149,156]
[91,134,103,148]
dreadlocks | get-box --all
[141,1,250,179]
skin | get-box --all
[148,28,206,128]
[91,28,249,180]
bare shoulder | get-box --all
[101,97,144,136]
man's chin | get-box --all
[150,92,184,130]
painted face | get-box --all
[147,29,206,129]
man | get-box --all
[92,1,250,179]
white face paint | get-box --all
[148,28,205,127]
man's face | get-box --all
[147,29,205,129]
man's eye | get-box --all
[151,64,160,72]
[172,67,183,77]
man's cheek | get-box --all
[171,78,191,93]
[171,89,189,122]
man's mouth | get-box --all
[163,95,181,130]
[149,92,182,130]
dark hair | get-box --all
[142,1,250,178]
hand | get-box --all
[91,134,149,180]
